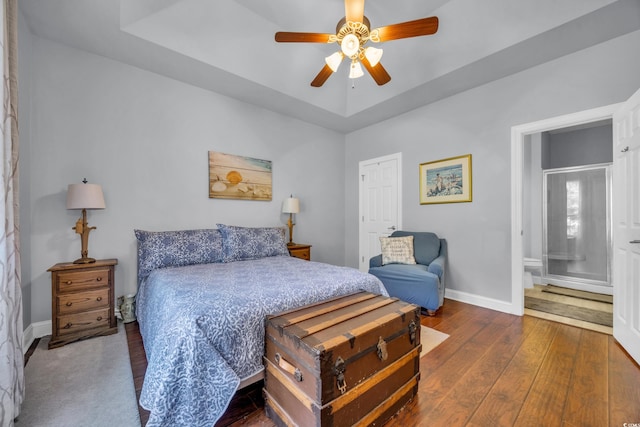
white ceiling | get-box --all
[18,0,640,132]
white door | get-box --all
[359,153,402,271]
[613,87,640,365]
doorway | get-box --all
[523,121,614,295]
[358,153,402,272]
[510,103,621,316]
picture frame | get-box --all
[419,154,472,204]
[209,151,272,201]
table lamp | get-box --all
[282,195,300,246]
[66,179,105,264]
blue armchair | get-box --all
[368,231,447,315]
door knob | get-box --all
[387,226,396,231]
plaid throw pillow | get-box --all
[379,236,416,265]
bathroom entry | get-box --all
[522,120,613,294]
[543,165,611,289]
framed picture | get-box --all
[209,151,272,201]
[419,154,472,204]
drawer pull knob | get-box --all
[66,302,73,307]
[96,277,102,282]
[66,280,72,285]
[97,316,103,321]
[96,297,102,302]
[63,323,72,329]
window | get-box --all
[566,180,580,238]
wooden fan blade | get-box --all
[375,16,439,42]
[345,0,365,23]
[311,64,334,87]
[361,57,391,86]
[275,32,333,43]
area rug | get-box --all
[524,296,613,327]
[17,323,141,427]
[420,326,449,357]
[541,284,613,304]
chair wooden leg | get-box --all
[421,307,438,316]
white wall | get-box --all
[344,30,640,304]
[25,36,346,324]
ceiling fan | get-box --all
[275,0,439,87]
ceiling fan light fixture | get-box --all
[349,60,364,79]
[325,52,344,72]
[341,33,360,57]
[364,46,383,66]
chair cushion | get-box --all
[391,231,441,265]
[379,235,416,265]
[371,263,428,276]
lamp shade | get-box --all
[349,60,364,79]
[325,51,344,72]
[66,183,106,210]
[282,197,300,214]
[364,46,383,67]
[340,34,360,57]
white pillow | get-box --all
[379,236,416,265]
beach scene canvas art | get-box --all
[209,151,272,201]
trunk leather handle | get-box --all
[275,353,303,382]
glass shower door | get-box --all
[543,165,611,288]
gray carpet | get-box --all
[17,322,140,427]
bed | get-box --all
[134,225,388,427]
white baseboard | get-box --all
[445,288,516,315]
[23,320,52,355]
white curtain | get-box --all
[0,0,24,425]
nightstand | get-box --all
[48,259,118,349]
[288,244,311,261]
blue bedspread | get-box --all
[137,255,387,426]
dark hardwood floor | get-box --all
[125,299,640,426]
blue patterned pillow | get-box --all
[216,224,289,262]
[135,229,224,281]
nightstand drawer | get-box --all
[56,268,110,293]
[290,248,310,260]
[57,308,110,336]
[288,244,311,261]
[57,288,109,315]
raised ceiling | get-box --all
[18,0,640,132]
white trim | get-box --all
[510,104,621,316]
[22,324,34,354]
[23,320,52,354]
[444,288,513,314]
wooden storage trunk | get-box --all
[264,291,421,427]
